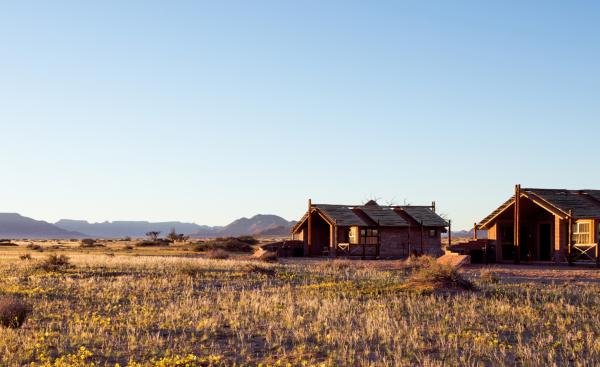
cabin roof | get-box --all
[479,188,600,228]
[358,205,409,226]
[399,206,449,227]
[314,204,370,226]
[291,202,447,232]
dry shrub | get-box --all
[403,254,437,270]
[80,239,104,248]
[246,264,276,277]
[206,249,230,260]
[19,254,32,261]
[258,251,278,263]
[178,264,204,277]
[26,244,43,252]
[404,261,475,294]
[37,254,73,272]
[479,268,500,284]
[193,237,255,253]
[123,245,134,250]
[0,296,31,328]
[136,239,172,247]
[0,239,17,247]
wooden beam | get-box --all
[420,220,424,255]
[307,199,312,257]
[376,220,381,259]
[568,209,573,263]
[514,184,521,264]
[474,223,478,241]
[407,223,412,257]
[448,219,452,247]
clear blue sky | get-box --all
[1,1,599,230]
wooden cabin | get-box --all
[291,199,448,259]
[476,185,600,264]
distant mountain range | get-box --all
[0,213,296,239]
[0,213,86,239]
[443,229,488,239]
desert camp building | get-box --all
[474,185,600,264]
[291,200,448,259]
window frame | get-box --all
[573,221,593,245]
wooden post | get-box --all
[331,220,337,258]
[448,220,452,248]
[307,199,312,257]
[514,184,521,264]
[407,223,412,257]
[376,220,381,259]
[568,210,573,265]
[420,220,424,255]
[362,230,366,260]
[474,223,478,241]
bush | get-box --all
[237,236,259,245]
[19,254,32,261]
[37,254,73,272]
[123,245,134,250]
[0,296,31,328]
[479,268,500,285]
[80,238,97,247]
[26,244,43,252]
[206,249,230,260]
[246,264,276,276]
[135,239,173,247]
[404,261,475,294]
[193,237,255,253]
[258,251,278,263]
[0,239,17,247]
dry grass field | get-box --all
[1,240,600,366]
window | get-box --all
[360,228,378,245]
[349,227,359,244]
[573,221,592,245]
[429,229,437,238]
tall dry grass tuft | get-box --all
[404,260,475,293]
[479,267,500,284]
[37,254,73,272]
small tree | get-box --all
[166,228,188,242]
[145,231,161,241]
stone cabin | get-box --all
[291,199,448,259]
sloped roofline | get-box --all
[291,202,445,233]
[478,190,573,229]
[290,207,337,234]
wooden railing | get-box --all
[335,242,379,259]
